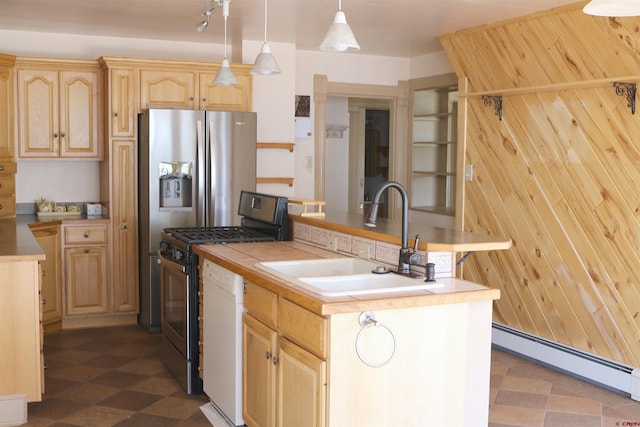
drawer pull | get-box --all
[0,165,4,171]
[84,233,90,238]
[84,249,90,254]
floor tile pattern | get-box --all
[22,325,640,426]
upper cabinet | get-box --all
[137,61,253,112]
[409,74,458,216]
[0,54,16,160]
[16,59,102,159]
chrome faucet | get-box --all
[364,181,422,278]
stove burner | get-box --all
[164,226,276,244]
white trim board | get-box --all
[492,323,640,401]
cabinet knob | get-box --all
[84,233,90,238]
[265,351,271,360]
[272,357,279,366]
[122,224,128,230]
[41,269,46,276]
[114,112,118,117]
[0,204,3,210]
[0,165,4,171]
[201,98,206,103]
[61,133,66,138]
[84,249,90,254]
[189,97,194,102]
[42,298,46,305]
[53,133,58,138]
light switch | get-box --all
[465,164,473,181]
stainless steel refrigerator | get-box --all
[138,109,257,332]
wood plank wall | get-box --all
[439,2,640,366]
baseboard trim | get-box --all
[492,323,640,401]
[0,394,27,427]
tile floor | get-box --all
[22,324,640,426]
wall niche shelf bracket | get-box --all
[482,95,503,121]
[613,82,636,114]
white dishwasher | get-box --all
[202,259,245,426]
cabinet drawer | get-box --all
[64,226,108,245]
[0,194,16,218]
[244,281,278,329]
[0,160,17,175]
[279,298,327,359]
[0,175,15,196]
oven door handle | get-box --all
[158,251,187,273]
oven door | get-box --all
[159,253,189,358]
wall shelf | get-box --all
[257,142,295,152]
[256,177,294,187]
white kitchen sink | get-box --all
[256,258,444,297]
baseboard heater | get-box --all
[492,323,640,401]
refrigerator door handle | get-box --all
[196,119,206,227]
[208,119,216,227]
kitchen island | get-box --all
[194,239,500,426]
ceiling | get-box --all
[0,0,582,58]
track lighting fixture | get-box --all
[251,0,280,75]
[212,0,238,86]
[320,0,360,52]
[196,10,212,32]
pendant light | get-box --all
[583,0,640,15]
[251,0,280,75]
[319,0,360,52]
[213,0,238,86]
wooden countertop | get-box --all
[194,241,500,316]
[291,210,512,252]
[0,215,109,261]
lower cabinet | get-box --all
[242,281,327,427]
[62,224,109,317]
[30,224,62,325]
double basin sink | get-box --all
[256,257,445,297]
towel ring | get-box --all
[355,311,396,368]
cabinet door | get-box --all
[64,246,108,316]
[0,64,14,159]
[140,69,197,109]
[111,140,139,313]
[110,68,137,138]
[17,69,59,158]
[33,227,62,325]
[199,72,252,111]
[243,313,277,427]
[277,338,327,427]
[59,71,100,158]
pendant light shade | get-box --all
[583,0,640,16]
[251,0,280,75]
[320,0,360,52]
[212,0,238,86]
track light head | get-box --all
[196,10,211,32]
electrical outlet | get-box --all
[305,156,313,169]
[465,164,473,181]
[327,236,338,252]
[358,243,370,259]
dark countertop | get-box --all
[0,214,109,260]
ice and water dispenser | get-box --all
[159,161,193,208]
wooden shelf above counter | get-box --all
[289,209,511,253]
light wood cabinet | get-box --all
[109,67,137,138]
[0,160,17,218]
[16,60,102,159]
[62,224,109,316]
[139,64,253,112]
[243,281,327,427]
[110,140,138,313]
[30,224,62,325]
[0,54,16,160]
[0,255,44,402]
